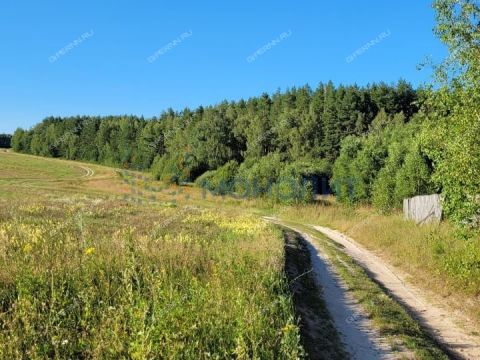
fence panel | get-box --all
[403,194,442,224]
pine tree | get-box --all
[322,81,340,160]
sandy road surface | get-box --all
[265,217,397,359]
[313,225,480,360]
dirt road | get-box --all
[305,235,396,359]
[313,225,480,360]
[265,217,397,359]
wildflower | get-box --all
[282,324,297,333]
[23,243,33,253]
[85,247,95,255]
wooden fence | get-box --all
[403,194,442,224]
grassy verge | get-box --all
[0,196,304,359]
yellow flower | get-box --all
[282,324,296,333]
[23,243,33,253]
[85,247,95,255]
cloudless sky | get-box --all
[0,0,447,134]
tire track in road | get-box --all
[78,165,95,178]
[312,225,480,360]
[264,217,395,359]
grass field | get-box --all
[0,152,307,359]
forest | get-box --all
[11,81,419,200]
[11,0,480,229]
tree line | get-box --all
[11,81,418,201]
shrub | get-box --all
[270,176,314,205]
[331,136,363,204]
[151,153,201,184]
[195,170,216,189]
[331,130,391,205]
[394,142,434,203]
[234,153,283,197]
[269,160,329,205]
[372,141,408,212]
[371,118,434,212]
[152,155,181,184]
[195,160,239,195]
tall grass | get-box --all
[0,198,303,359]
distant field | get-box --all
[0,152,304,358]
[0,152,115,198]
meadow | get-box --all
[0,152,304,359]
[0,151,477,359]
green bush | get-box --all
[370,118,434,212]
[331,136,363,204]
[269,160,329,205]
[152,155,182,184]
[281,159,331,180]
[394,142,434,203]
[331,129,391,205]
[195,170,216,189]
[195,160,239,195]
[234,153,283,197]
[371,141,405,212]
[270,176,314,205]
[151,153,201,184]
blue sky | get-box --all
[0,0,446,134]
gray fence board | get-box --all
[403,194,442,224]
